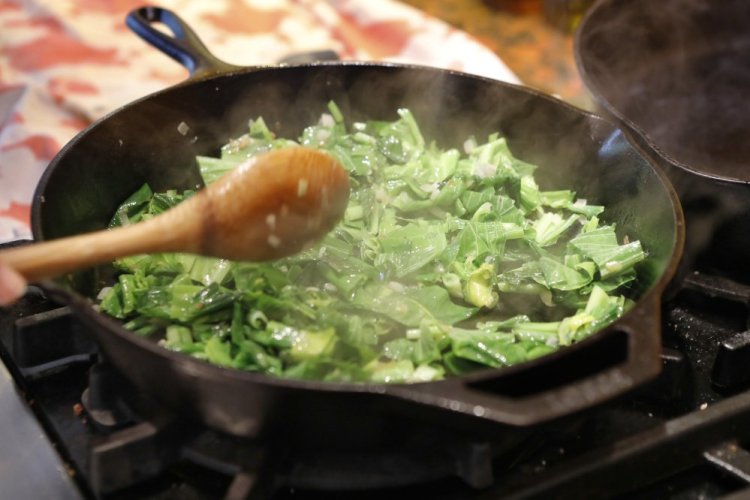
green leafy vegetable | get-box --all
[98,103,646,383]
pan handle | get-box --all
[125,6,243,78]
[383,292,664,426]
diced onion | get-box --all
[473,161,497,178]
[318,113,335,127]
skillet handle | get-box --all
[125,6,243,78]
[384,292,664,426]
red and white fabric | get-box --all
[0,0,517,243]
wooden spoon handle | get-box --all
[0,208,200,283]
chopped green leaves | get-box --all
[98,104,646,383]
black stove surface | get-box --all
[3,271,750,499]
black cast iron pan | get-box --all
[30,6,684,439]
[575,0,750,281]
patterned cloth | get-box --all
[0,0,517,243]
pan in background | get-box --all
[575,0,750,282]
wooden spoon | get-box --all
[0,147,350,282]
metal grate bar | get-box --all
[705,440,750,484]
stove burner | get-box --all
[79,361,497,496]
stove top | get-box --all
[3,270,750,499]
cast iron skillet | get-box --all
[575,0,750,278]
[31,6,684,439]
[576,0,750,185]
